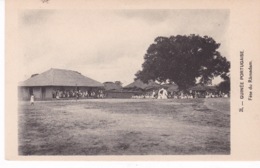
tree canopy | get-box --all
[135,34,230,90]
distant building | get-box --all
[188,84,218,98]
[121,79,162,98]
[162,83,179,93]
[103,81,139,98]
[124,79,161,92]
[18,68,104,100]
[189,84,217,92]
[103,81,123,91]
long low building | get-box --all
[124,79,161,92]
[18,68,104,100]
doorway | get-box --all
[42,87,46,99]
[29,87,33,97]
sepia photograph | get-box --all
[5,0,260,162]
[17,9,230,155]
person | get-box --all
[158,88,168,99]
[30,94,34,105]
[157,89,163,99]
[56,90,60,99]
[162,88,168,99]
[75,91,79,101]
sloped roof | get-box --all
[189,84,206,91]
[103,82,122,91]
[19,68,104,87]
[205,85,217,91]
[162,83,179,92]
[124,79,161,90]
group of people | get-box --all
[131,88,168,99]
[168,90,229,99]
[131,89,230,100]
[29,88,229,105]
[52,89,105,99]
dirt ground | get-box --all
[18,98,230,155]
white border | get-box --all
[1,0,260,167]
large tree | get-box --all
[135,34,230,90]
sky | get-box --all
[19,9,229,86]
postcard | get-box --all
[5,0,260,161]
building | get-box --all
[188,84,218,98]
[162,83,179,92]
[103,81,123,91]
[124,79,161,92]
[189,84,217,92]
[103,81,140,98]
[123,79,162,98]
[18,68,104,100]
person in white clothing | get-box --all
[158,88,168,99]
[30,94,34,105]
[161,88,168,99]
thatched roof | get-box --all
[19,68,104,87]
[205,85,217,91]
[124,79,161,90]
[103,82,122,91]
[162,83,179,92]
[189,85,206,91]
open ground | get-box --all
[18,98,230,155]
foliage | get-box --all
[135,34,230,90]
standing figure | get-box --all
[161,88,168,99]
[30,94,34,105]
[158,88,168,99]
[75,90,79,101]
[157,89,162,99]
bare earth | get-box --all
[18,98,230,155]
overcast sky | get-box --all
[19,9,229,86]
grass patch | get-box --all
[18,98,230,155]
